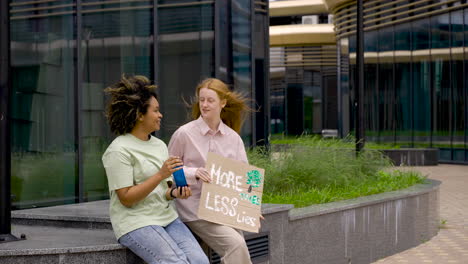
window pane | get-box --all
[394,23,412,147]
[431,14,451,159]
[451,10,464,48]
[364,31,379,142]
[232,0,253,144]
[451,11,465,162]
[81,3,154,201]
[412,18,431,148]
[378,27,394,144]
[158,2,214,141]
[432,57,451,161]
[10,4,76,208]
[412,19,430,50]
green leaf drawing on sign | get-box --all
[246,170,262,188]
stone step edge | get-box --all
[0,243,125,257]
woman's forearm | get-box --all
[116,172,165,207]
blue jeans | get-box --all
[118,218,209,264]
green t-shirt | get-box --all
[102,133,178,239]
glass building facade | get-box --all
[270,45,337,136]
[269,10,338,137]
[4,0,269,209]
[335,0,468,163]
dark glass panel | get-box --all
[303,70,322,134]
[377,63,394,143]
[286,70,304,135]
[158,2,214,141]
[412,60,431,148]
[395,23,411,51]
[232,0,253,144]
[395,61,412,147]
[378,26,394,52]
[81,4,154,201]
[451,10,464,48]
[218,0,233,85]
[364,29,378,52]
[377,27,394,144]
[451,59,467,151]
[10,2,76,208]
[431,14,451,155]
[363,30,379,142]
[349,35,356,53]
[431,55,451,151]
[269,47,285,135]
[431,13,450,49]
[412,19,430,50]
[254,5,269,145]
[270,68,286,135]
[394,23,412,147]
[323,67,338,130]
[363,63,378,142]
[451,11,465,160]
[412,18,431,148]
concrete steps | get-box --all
[1,200,143,264]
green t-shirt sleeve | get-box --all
[102,150,134,191]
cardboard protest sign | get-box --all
[197,152,264,233]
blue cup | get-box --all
[173,166,188,187]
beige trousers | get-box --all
[186,220,252,264]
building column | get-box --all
[0,0,20,243]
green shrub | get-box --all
[248,137,426,208]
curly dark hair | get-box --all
[104,75,158,135]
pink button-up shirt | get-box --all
[168,117,248,222]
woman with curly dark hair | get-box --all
[102,75,209,264]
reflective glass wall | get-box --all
[10,0,77,207]
[338,7,468,163]
[157,1,214,140]
[270,46,337,136]
[81,1,155,202]
[7,0,266,208]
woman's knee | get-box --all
[229,234,248,252]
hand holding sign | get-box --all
[197,152,264,233]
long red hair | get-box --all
[191,78,252,133]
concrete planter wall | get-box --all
[381,149,438,166]
[260,179,440,264]
[2,181,440,264]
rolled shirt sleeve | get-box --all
[102,151,134,191]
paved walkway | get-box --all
[374,164,468,264]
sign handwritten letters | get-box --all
[197,152,264,233]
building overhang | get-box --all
[348,47,466,64]
[269,0,328,17]
[323,0,352,12]
[270,24,336,46]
